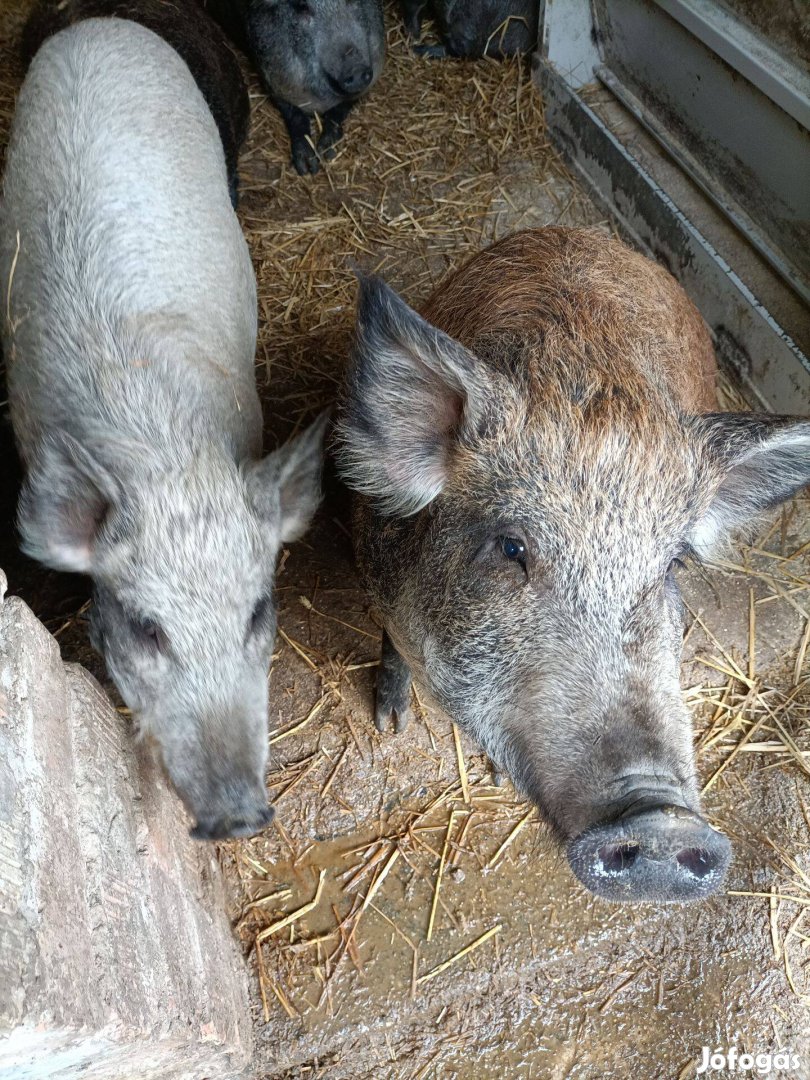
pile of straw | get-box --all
[235,20,595,434]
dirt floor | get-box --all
[2,5,810,1079]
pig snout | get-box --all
[325,44,373,97]
[568,804,731,904]
[188,783,275,842]
[444,27,481,58]
[191,804,275,841]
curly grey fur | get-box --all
[1,20,327,838]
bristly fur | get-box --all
[1,19,326,839]
[401,0,538,58]
[336,274,491,517]
[337,227,810,902]
[21,0,250,205]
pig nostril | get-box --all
[676,846,716,878]
[341,66,372,93]
[326,68,370,96]
[190,804,274,841]
[598,841,639,873]
[569,808,731,901]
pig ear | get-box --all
[690,413,810,556]
[336,276,490,516]
[18,430,121,573]
[247,411,329,544]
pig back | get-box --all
[1,17,260,463]
[421,228,717,414]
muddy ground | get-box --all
[1,4,810,1079]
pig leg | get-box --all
[317,100,355,160]
[274,99,320,175]
[375,631,413,734]
[490,764,507,787]
[400,0,426,38]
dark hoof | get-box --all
[374,691,413,734]
[317,125,343,161]
[404,13,422,38]
[375,631,414,734]
[291,138,320,176]
[491,764,507,787]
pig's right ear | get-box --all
[336,276,490,516]
[18,431,121,574]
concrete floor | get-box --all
[1,4,809,1078]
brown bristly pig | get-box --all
[337,227,810,904]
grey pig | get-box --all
[202,0,385,175]
[402,0,538,58]
[1,18,327,840]
[21,0,250,208]
[337,228,810,904]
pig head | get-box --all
[18,421,327,840]
[338,228,810,903]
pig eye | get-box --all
[292,0,312,12]
[134,617,168,654]
[499,535,527,566]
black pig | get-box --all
[402,0,538,58]
[202,0,385,175]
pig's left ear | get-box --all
[336,275,492,516]
[247,411,329,543]
[689,413,810,556]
